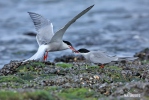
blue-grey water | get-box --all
[1,0,149,68]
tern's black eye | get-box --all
[63,40,72,46]
[78,48,90,53]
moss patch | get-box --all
[0,90,55,100]
[0,76,24,83]
[58,88,98,100]
[56,63,73,68]
[106,66,122,71]
[17,62,46,72]
[0,88,101,100]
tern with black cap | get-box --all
[24,5,94,61]
[76,48,138,68]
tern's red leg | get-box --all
[43,53,46,61]
[100,64,104,68]
[45,51,48,60]
[44,51,48,61]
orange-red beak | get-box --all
[69,46,79,53]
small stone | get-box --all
[93,75,100,80]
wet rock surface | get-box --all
[135,48,149,60]
[0,49,149,99]
[54,55,85,63]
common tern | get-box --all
[25,5,94,61]
[76,48,138,68]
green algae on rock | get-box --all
[0,75,24,83]
[1,49,149,99]
[0,90,55,100]
[56,63,73,68]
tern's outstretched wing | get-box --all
[50,5,94,42]
[89,51,118,64]
[24,45,48,61]
[28,12,54,45]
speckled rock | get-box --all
[0,48,149,99]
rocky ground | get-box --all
[0,49,149,100]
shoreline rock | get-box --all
[0,48,149,99]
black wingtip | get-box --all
[90,4,95,8]
[27,12,32,14]
[85,4,94,12]
[27,12,36,15]
[91,4,95,7]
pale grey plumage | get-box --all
[28,5,94,45]
[80,50,138,65]
[83,51,118,64]
[50,5,94,42]
[28,12,54,45]
[118,57,138,61]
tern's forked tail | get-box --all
[24,45,48,62]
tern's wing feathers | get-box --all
[28,12,54,45]
[50,5,94,42]
[118,57,138,61]
[24,45,47,61]
[89,51,118,64]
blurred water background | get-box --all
[1,0,149,68]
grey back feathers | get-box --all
[78,49,138,64]
[77,48,117,64]
[88,51,118,64]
